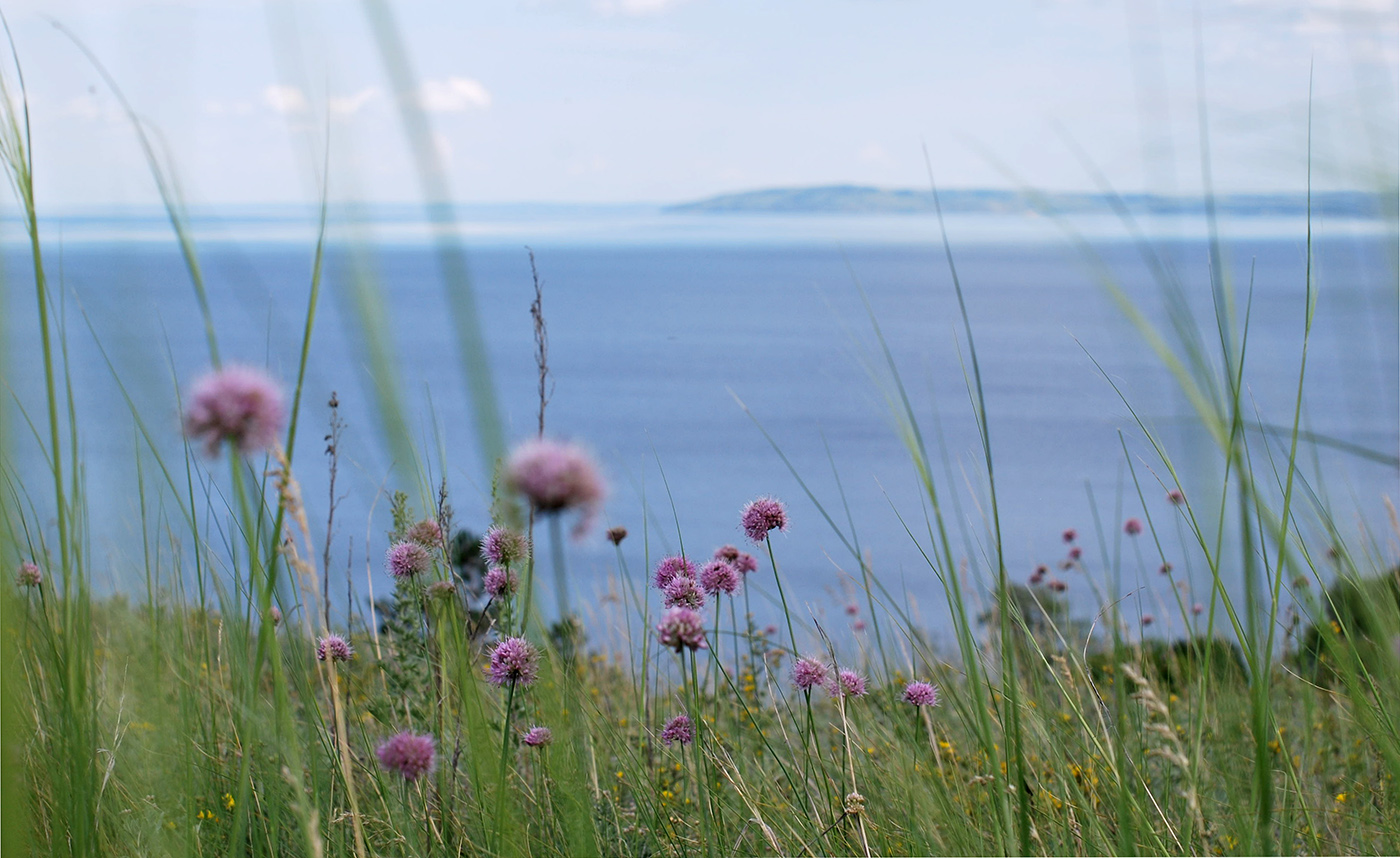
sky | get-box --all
[0,0,1395,208]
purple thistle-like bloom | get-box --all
[660,714,694,747]
[377,731,436,781]
[316,634,354,663]
[386,541,431,579]
[488,636,540,687]
[791,657,829,692]
[405,519,442,548]
[699,560,740,597]
[1159,563,1173,576]
[1167,488,1186,505]
[713,545,758,574]
[1192,602,1204,616]
[1141,614,1154,627]
[1124,517,1144,536]
[1062,528,1077,543]
[663,575,704,609]
[652,555,697,590]
[741,497,788,543]
[902,681,940,707]
[504,438,606,534]
[16,561,41,588]
[484,566,519,599]
[522,726,553,747]
[827,668,868,699]
[183,365,286,458]
[482,525,529,567]
[656,607,707,651]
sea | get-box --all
[4,204,1397,650]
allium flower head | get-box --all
[663,575,704,609]
[656,607,707,651]
[698,560,740,597]
[713,545,758,574]
[504,438,605,533]
[482,526,529,567]
[791,657,829,691]
[316,634,354,663]
[183,365,285,457]
[1167,489,1186,505]
[1192,602,1204,616]
[653,555,697,590]
[1067,546,1082,561]
[902,681,940,707]
[484,566,519,599]
[377,731,436,781]
[1141,614,1154,627]
[16,561,41,588]
[1048,578,1068,593]
[1124,517,1144,536]
[488,636,541,687]
[660,714,694,747]
[606,526,628,545]
[741,497,788,543]
[827,668,868,699]
[522,726,553,747]
[1062,528,1077,543]
[405,519,442,548]
[1159,563,1173,576]
[386,541,431,579]
[267,605,282,626]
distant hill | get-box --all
[666,184,1389,218]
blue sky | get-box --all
[3,0,1396,207]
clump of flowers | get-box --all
[699,560,740,597]
[484,566,519,598]
[713,545,758,574]
[606,526,628,545]
[652,555,697,590]
[405,519,442,548]
[482,525,529,567]
[827,668,868,698]
[183,365,286,457]
[663,575,704,609]
[377,731,436,781]
[316,634,354,663]
[488,636,541,687]
[660,714,694,747]
[791,657,829,692]
[741,496,788,543]
[504,438,605,535]
[902,681,940,707]
[522,726,553,747]
[16,561,41,588]
[386,541,431,579]
[656,607,707,651]
[1124,517,1143,536]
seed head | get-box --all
[791,657,829,691]
[316,634,354,663]
[903,681,940,707]
[522,726,553,747]
[386,541,431,579]
[484,566,519,599]
[377,731,436,781]
[605,526,628,545]
[656,607,707,651]
[698,560,740,597]
[16,561,41,588]
[660,714,694,747]
[183,365,285,457]
[488,636,541,687]
[741,496,788,543]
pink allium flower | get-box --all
[606,526,628,545]
[522,726,553,747]
[1062,528,1077,543]
[484,566,519,599]
[405,519,442,548]
[316,634,354,663]
[763,625,779,637]
[1159,562,1173,575]
[660,714,694,747]
[853,620,866,631]
[714,545,758,574]
[656,607,707,651]
[902,681,940,707]
[1048,579,1068,593]
[1192,602,1204,616]
[1141,614,1154,627]
[377,731,436,781]
[488,636,540,687]
[663,575,704,609]
[1028,571,1045,586]
[183,365,285,457]
[845,604,859,616]
[16,561,41,588]
[827,668,868,699]
[267,605,282,626]
[1167,489,1185,505]
[1124,518,1143,536]
[791,657,829,691]
[741,497,788,543]
[386,541,431,579]
[1067,547,1082,561]
[698,560,740,597]
[504,438,605,534]
[482,526,529,567]
[653,555,697,590]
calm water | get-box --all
[5,209,1397,646]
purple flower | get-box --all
[713,545,758,574]
[386,541,431,579]
[482,526,529,567]
[902,681,940,707]
[522,726,553,747]
[791,657,829,692]
[1141,614,1154,627]
[377,731,436,781]
[504,438,605,534]
[606,526,628,545]
[698,560,740,597]
[1062,528,1077,543]
[183,365,285,457]
[16,561,41,588]
[316,634,354,663]
[488,636,540,687]
[1048,579,1068,593]
[656,607,707,651]
[844,604,859,616]
[1159,563,1173,576]
[1124,518,1143,536]
[484,566,519,599]
[1167,489,1185,505]
[1192,602,1204,616]
[1067,546,1082,561]
[660,714,694,747]
[741,497,788,543]
[405,519,442,548]
[663,576,704,609]
[827,669,867,699]
[653,555,697,590]
[267,605,282,626]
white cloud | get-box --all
[418,77,492,113]
[592,0,687,14]
[263,84,309,115]
[330,87,380,116]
